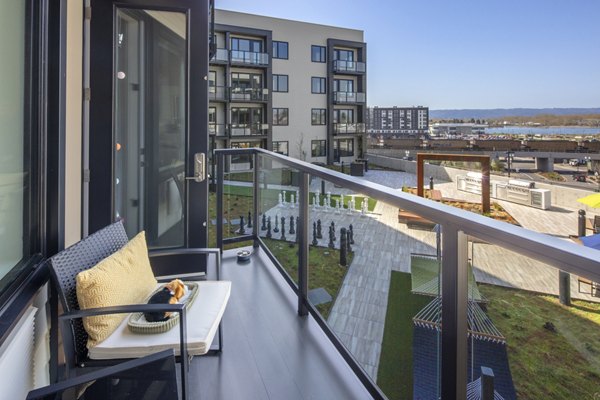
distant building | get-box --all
[429,122,487,138]
[366,106,429,137]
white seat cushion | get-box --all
[89,280,231,359]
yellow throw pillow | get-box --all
[76,231,157,348]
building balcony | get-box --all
[213,147,600,400]
[209,123,227,136]
[209,86,228,102]
[229,123,269,137]
[333,60,366,74]
[229,87,269,102]
[210,48,229,64]
[334,122,366,134]
[333,91,366,104]
[230,50,269,67]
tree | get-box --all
[296,132,307,161]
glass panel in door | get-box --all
[114,9,187,248]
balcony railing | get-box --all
[334,122,366,134]
[229,123,269,136]
[333,91,366,104]
[208,86,227,101]
[211,48,228,63]
[209,123,227,136]
[333,60,366,74]
[229,87,269,102]
[230,50,269,66]
[215,147,600,400]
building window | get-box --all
[0,0,45,297]
[311,77,326,94]
[311,140,327,157]
[334,49,354,61]
[273,141,289,155]
[272,41,288,59]
[273,74,288,92]
[333,109,355,123]
[335,139,354,157]
[334,79,354,93]
[231,37,263,52]
[273,108,289,126]
[311,109,326,125]
[311,45,326,62]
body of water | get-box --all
[485,126,600,136]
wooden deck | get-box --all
[187,247,373,400]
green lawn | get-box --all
[261,237,352,318]
[480,284,600,400]
[377,271,431,400]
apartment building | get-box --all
[210,9,367,167]
[367,106,429,137]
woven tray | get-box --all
[128,282,199,334]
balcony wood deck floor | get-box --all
[188,247,373,400]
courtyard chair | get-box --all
[48,221,231,400]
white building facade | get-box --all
[211,10,367,166]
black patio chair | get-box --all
[27,349,178,400]
[47,220,230,400]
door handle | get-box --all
[185,153,206,183]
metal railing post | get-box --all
[441,226,468,400]
[216,153,224,252]
[298,172,309,316]
[253,153,260,248]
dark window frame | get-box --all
[231,37,263,53]
[335,138,355,157]
[311,108,326,125]
[272,108,289,126]
[272,40,289,59]
[272,141,289,155]
[311,77,326,94]
[311,140,327,157]
[272,74,289,92]
[311,45,326,63]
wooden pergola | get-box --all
[417,153,491,214]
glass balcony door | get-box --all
[89,0,210,249]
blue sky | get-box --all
[217,0,600,109]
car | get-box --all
[573,174,587,182]
[569,159,581,166]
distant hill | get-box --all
[430,108,600,120]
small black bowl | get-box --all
[237,250,252,263]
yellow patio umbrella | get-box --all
[577,193,600,208]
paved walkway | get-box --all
[259,169,596,380]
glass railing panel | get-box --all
[466,233,600,400]
[257,155,301,286]
[208,85,227,101]
[229,87,268,102]
[305,170,444,399]
[230,50,269,66]
[211,48,228,62]
[208,123,226,136]
[333,60,366,73]
[210,154,255,248]
[334,92,366,104]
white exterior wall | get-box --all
[215,10,364,163]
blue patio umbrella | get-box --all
[580,233,600,250]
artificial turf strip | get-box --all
[377,271,431,400]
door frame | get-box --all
[85,0,209,248]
